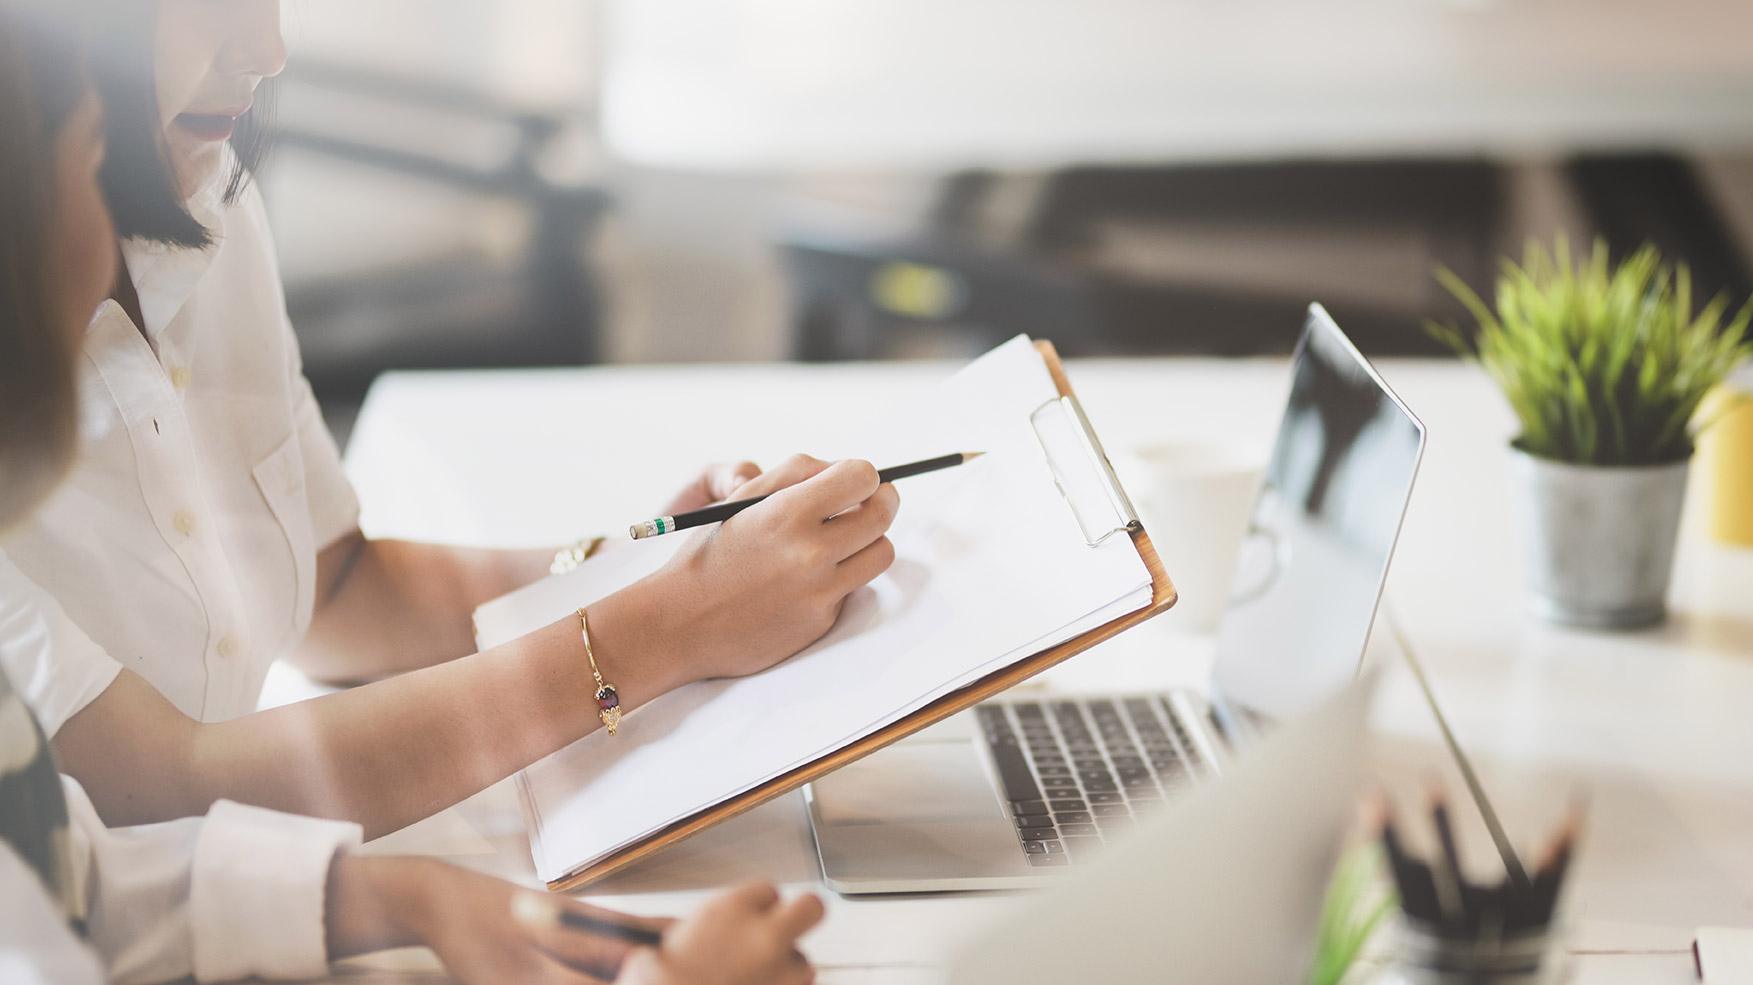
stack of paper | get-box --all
[473,337,1154,883]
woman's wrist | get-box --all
[325,855,441,960]
[514,576,696,746]
[586,576,695,703]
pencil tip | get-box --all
[963,451,985,461]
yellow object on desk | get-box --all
[1701,378,1753,548]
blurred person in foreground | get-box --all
[0,2,823,983]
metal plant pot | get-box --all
[1511,448,1690,629]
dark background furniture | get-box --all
[786,154,1752,361]
[267,61,611,405]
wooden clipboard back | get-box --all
[545,341,1177,891]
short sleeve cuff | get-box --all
[293,381,362,551]
[22,658,118,740]
[0,555,124,736]
[189,801,362,982]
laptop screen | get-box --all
[1209,305,1425,724]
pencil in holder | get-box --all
[1371,790,1580,985]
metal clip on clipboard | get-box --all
[1029,395,1141,546]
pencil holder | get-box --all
[1372,919,1563,985]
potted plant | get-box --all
[1431,238,1753,629]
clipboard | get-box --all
[537,341,1176,891]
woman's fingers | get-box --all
[823,483,899,559]
[670,460,768,513]
[782,960,818,985]
[837,536,896,591]
[721,880,783,913]
[770,947,817,985]
[767,892,824,985]
[776,459,881,523]
[767,893,827,941]
[731,455,831,501]
[710,461,763,500]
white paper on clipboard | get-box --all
[473,336,1153,884]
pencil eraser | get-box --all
[1696,927,1753,983]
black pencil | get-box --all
[629,452,982,539]
[1430,793,1472,926]
[513,895,666,947]
[1530,810,1580,927]
[556,908,665,947]
[1380,809,1439,923]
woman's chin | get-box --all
[168,138,227,199]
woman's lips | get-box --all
[174,111,245,142]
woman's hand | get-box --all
[328,856,672,985]
[618,882,824,985]
[664,461,764,515]
[593,454,899,689]
[334,861,821,985]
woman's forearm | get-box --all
[55,458,896,837]
[295,534,554,683]
[57,587,686,839]
[198,619,594,837]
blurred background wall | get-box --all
[264,0,1753,426]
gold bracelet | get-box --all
[576,607,622,735]
[550,536,607,576]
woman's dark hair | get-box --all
[0,0,90,528]
[88,0,274,249]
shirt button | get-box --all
[169,366,192,390]
[216,636,239,659]
[173,509,197,536]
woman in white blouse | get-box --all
[0,4,824,983]
[8,0,900,840]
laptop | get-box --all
[804,303,1425,893]
[948,673,1375,985]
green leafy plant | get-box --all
[1310,846,1397,985]
[1430,238,1753,466]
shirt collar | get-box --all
[113,168,230,344]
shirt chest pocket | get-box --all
[251,433,317,636]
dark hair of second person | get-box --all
[0,0,112,528]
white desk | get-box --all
[320,355,1753,984]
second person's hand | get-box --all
[617,882,824,985]
[327,856,673,985]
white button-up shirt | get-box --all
[3,176,359,730]
[1,553,362,983]
[0,785,361,984]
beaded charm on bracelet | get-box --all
[576,607,621,735]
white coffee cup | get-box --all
[1115,442,1265,633]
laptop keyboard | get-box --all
[977,696,1206,867]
